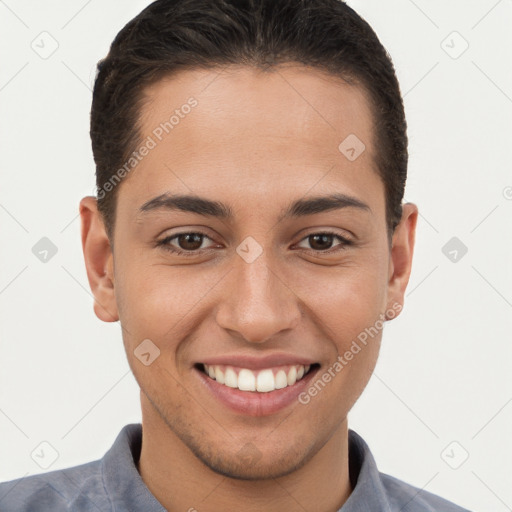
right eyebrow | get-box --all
[138,193,232,219]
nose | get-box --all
[215,248,302,344]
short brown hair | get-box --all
[90,0,407,242]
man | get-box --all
[0,0,471,510]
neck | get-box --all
[137,397,352,512]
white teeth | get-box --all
[287,366,297,386]
[202,364,312,393]
[224,367,238,388]
[275,370,288,389]
[238,369,256,391]
[215,366,225,384]
[256,369,275,393]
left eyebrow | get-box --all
[280,193,371,220]
[137,192,371,220]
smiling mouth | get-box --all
[196,363,320,393]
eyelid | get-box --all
[157,229,354,256]
[295,231,353,250]
[157,231,218,255]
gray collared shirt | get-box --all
[0,424,471,511]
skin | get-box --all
[80,64,418,512]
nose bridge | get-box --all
[216,243,300,343]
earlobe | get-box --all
[79,196,119,322]
[386,202,418,318]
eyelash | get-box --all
[156,231,353,257]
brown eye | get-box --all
[308,234,335,251]
[158,232,214,255]
[296,232,353,252]
[175,233,204,251]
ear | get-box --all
[385,202,418,319]
[79,196,119,322]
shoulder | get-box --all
[380,472,472,512]
[347,429,472,512]
[0,459,111,512]
[0,423,143,512]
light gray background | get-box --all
[1,1,511,511]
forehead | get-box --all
[139,64,374,153]
[118,64,382,218]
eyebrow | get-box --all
[137,192,371,221]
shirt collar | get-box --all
[101,423,166,511]
[340,429,392,511]
[101,423,391,512]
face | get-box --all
[81,64,417,480]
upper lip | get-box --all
[199,353,317,370]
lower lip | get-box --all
[195,366,320,417]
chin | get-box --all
[142,382,328,481]
[193,445,313,481]
[162,409,315,481]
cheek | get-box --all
[299,269,385,412]
[114,261,217,345]
[297,259,388,342]
[292,258,387,403]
